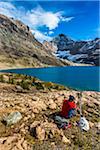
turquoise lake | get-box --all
[0,66,100,92]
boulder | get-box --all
[15,85,23,92]
[3,111,22,125]
[30,121,60,140]
[36,126,45,141]
[42,121,62,139]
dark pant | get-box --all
[68,109,76,118]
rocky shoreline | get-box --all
[0,74,100,150]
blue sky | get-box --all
[0,0,99,42]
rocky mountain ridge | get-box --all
[51,34,100,65]
[0,14,71,69]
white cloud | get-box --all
[44,31,54,35]
[61,16,74,22]
[24,6,74,30]
[31,29,52,42]
[0,2,26,19]
[48,31,54,35]
[0,2,16,17]
[0,2,74,42]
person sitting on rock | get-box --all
[60,95,77,119]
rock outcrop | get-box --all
[52,34,100,65]
[43,40,57,52]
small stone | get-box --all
[62,135,71,144]
[87,108,93,113]
[36,126,45,141]
[32,97,40,101]
[51,142,55,146]
[20,123,25,129]
[0,137,7,144]
[49,102,56,110]
[15,85,23,92]
[96,122,100,130]
[22,140,28,150]
[56,96,64,104]
[51,142,56,149]
[30,121,40,128]
[32,108,39,114]
[87,103,94,108]
[89,122,94,128]
[16,137,24,150]
[71,135,75,139]
[23,116,29,121]
[32,113,35,118]
[20,128,26,134]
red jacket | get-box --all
[60,99,76,117]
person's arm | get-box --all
[76,105,80,113]
[74,103,80,113]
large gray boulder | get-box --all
[3,111,22,125]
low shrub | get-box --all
[34,82,44,90]
[20,79,30,90]
[0,74,4,82]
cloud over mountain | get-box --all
[0,2,74,41]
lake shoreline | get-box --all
[0,64,94,71]
[0,59,93,71]
[0,66,99,92]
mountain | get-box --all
[0,14,70,69]
[52,34,100,65]
[43,40,57,52]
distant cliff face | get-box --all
[43,40,57,52]
[52,34,100,66]
[0,14,69,69]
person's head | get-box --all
[68,95,75,102]
[64,96,66,99]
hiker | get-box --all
[60,95,77,119]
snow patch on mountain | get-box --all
[51,34,100,66]
[54,51,88,62]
